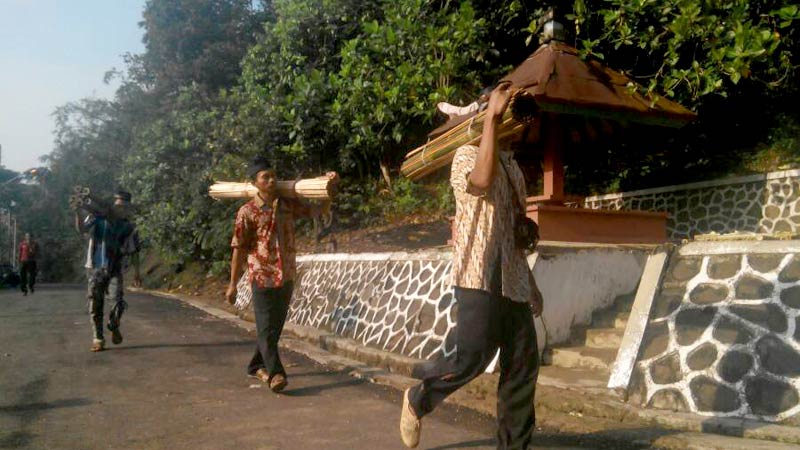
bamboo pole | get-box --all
[209,175,339,201]
[401,94,537,181]
[400,110,526,180]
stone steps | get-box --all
[585,327,625,349]
[549,292,634,375]
[550,346,618,373]
[537,365,618,397]
[591,309,630,330]
[614,292,636,313]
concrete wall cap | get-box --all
[680,240,800,256]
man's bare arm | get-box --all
[467,83,513,193]
[225,248,247,304]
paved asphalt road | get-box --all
[0,285,596,450]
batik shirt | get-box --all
[231,195,311,289]
[449,144,533,304]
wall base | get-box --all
[528,204,668,244]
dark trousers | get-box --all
[87,269,127,341]
[409,287,539,450]
[247,282,293,380]
[20,261,37,293]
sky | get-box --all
[0,0,146,172]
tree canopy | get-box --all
[7,0,798,279]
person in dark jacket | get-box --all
[75,189,141,352]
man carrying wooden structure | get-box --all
[400,84,544,449]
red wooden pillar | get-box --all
[531,114,565,205]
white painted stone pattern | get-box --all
[635,254,800,422]
[284,247,647,359]
[289,258,457,360]
[584,176,800,240]
[232,247,648,365]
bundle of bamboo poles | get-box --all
[208,175,339,201]
[401,95,537,180]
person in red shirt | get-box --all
[18,233,39,296]
[225,156,335,393]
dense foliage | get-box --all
[5,0,797,280]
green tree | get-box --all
[332,0,498,177]
[568,0,800,103]
[520,1,800,191]
[232,0,383,174]
[121,87,240,262]
[140,0,268,96]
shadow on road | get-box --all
[289,369,368,378]
[109,340,252,351]
[0,376,50,449]
[0,397,92,415]
[531,427,675,450]
[0,431,31,449]
[0,312,86,318]
[280,377,367,397]
[425,438,495,449]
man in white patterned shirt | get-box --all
[401,83,543,450]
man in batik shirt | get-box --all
[400,83,544,450]
[226,157,335,393]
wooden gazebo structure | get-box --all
[401,11,696,244]
[499,33,696,243]
[401,12,696,243]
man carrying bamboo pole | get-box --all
[400,83,544,449]
[225,157,335,393]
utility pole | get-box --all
[11,216,17,271]
[5,210,10,267]
[1,209,8,267]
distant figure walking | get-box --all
[75,189,141,352]
[18,232,39,296]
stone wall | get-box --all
[584,169,800,240]
[233,245,649,361]
[629,242,800,422]
[290,251,456,360]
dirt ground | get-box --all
[295,218,452,254]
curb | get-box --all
[134,288,800,448]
